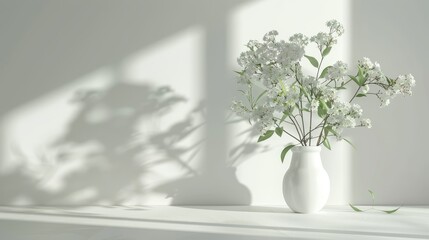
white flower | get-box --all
[367,63,385,82]
[265,83,300,116]
[374,73,416,107]
[361,84,370,94]
[236,31,307,91]
[380,94,391,107]
[361,118,372,128]
[357,58,384,84]
[282,84,301,108]
[260,66,280,88]
[231,100,250,118]
[327,101,365,134]
[342,115,356,128]
[251,105,275,133]
[232,23,415,146]
[373,62,382,72]
[395,74,416,95]
[310,32,332,49]
[310,20,344,51]
[355,57,415,107]
[289,33,309,47]
[326,20,344,36]
[358,57,374,70]
[326,61,348,81]
[277,42,305,65]
[302,76,319,89]
[246,40,261,50]
[263,30,278,42]
[358,58,385,84]
[318,86,338,101]
[305,99,320,112]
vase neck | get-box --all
[290,148,322,168]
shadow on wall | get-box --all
[0,81,260,205]
[0,0,259,205]
[155,114,266,205]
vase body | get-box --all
[283,146,330,213]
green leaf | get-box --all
[342,138,356,149]
[349,75,360,85]
[325,126,337,137]
[234,70,244,75]
[280,110,291,123]
[386,77,393,85]
[322,138,331,150]
[275,127,283,137]
[319,66,332,79]
[322,46,332,57]
[356,93,366,97]
[304,55,319,68]
[258,130,274,142]
[254,90,267,105]
[249,78,269,90]
[324,125,332,134]
[317,99,329,117]
[349,203,363,212]
[299,85,311,99]
[317,106,324,118]
[350,190,400,214]
[357,67,365,86]
[237,89,246,95]
[281,145,295,163]
[320,99,329,110]
[382,206,401,214]
[368,189,375,203]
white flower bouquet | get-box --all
[231,20,415,161]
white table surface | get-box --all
[0,205,428,240]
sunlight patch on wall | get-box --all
[0,26,206,205]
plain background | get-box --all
[0,0,427,206]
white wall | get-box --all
[0,0,213,205]
[0,0,426,206]
[350,0,429,205]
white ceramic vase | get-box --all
[283,146,330,213]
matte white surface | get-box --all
[283,147,330,213]
[0,206,428,240]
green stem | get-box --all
[299,101,306,145]
[316,118,328,145]
[318,131,330,145]
[293,64,311,102]
[273,117,294,125]
[289,116,303,145]
[342,78,353,86]
[303,124,323,139]
[315,56,325,81]
[275,122,301,144]
[349,86,362,103]
[309,54,327,146]
[309,110,313,145]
